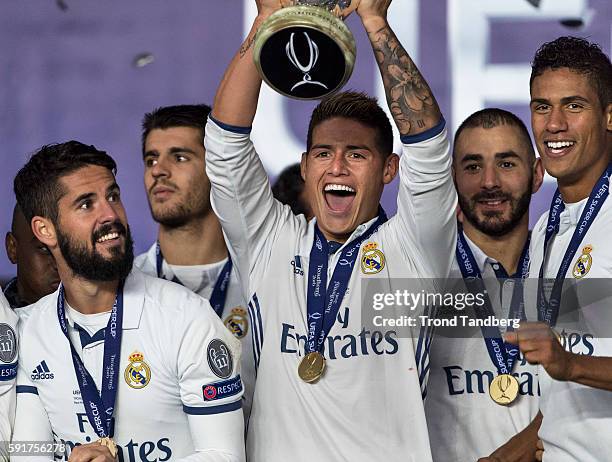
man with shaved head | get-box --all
[4,205,59,308]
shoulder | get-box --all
[134,243,157,275]
[531,210,549,241]
[0,292,17,326]
[135,269,222,330]
[15,291,57,335]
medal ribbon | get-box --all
[455,229,529,376]
[305,208,388,355]
[156,242,232,317]
[56,284,123,438]
[537,163,612,326]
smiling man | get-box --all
[204,0,456,460]
[11,141,245,461]
[425,108,545,462]
[507,36,612,461]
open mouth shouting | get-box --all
[324,183,356,215]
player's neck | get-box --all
[462,217,529,276]
[15,279,37,306]
[558,158,609,204]
[60,274,120,315]
[158,212,228,266]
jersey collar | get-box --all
[298,215,381,258]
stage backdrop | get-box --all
[0,0,610,280]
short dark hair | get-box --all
[272,163,308,216]
[530,36,612,109]
[453,108,535,162]
[141,104,212,154]
[306,91,393,156]
[14,141,116,224]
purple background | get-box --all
[0,0,610,280]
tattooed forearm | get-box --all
[239,34,256,59]
[368,25,441,135]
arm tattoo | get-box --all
[239,34,256,59]
[369,25,440,135]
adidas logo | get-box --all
[31,360,54,380]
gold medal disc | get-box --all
[489,374,519,405]
[298,352,326,383]
[98,437,118,459]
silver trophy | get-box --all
[253,0,359,100]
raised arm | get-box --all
[206,0,298,301]
[211,1,280,126]
[356,0,455,278]
[358,0,442,136]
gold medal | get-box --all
[298,352,326,383]
[489,374,519,405]
[98,437,118,459]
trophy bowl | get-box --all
[253,1,358,100]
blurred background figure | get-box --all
[4,205,59,308]
[272,163,312,220]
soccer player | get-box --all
[205,0,456,460]
[12,142,245,461]
[134,104,254,420]
[425,108,544,461]
[506,37,612,461]
[5,205,60,308]
[0,291,18,462]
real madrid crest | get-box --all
[572,245,593,279]
[124,351,151,389]
[361,242,385,275]
[224,307,249,339]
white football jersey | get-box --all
[205,118,457,462]
[14,269,243,461]
[426,232,539,461]
[135,247,254,421]
[527,182,612,462]
[0,291,18,462]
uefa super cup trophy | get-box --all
[253,0,359,100]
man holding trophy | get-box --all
[205,0,456,460]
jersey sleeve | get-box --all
[204,118,297,301]
[12,312,54,462]
[0,293,18,460]
[174,293,244,419]
[170,413,245,462]
[11,392,54,462]
[391,121,457,279]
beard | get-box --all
[57,221,134,282]
[148,183,210,228]
[458,183,532,237]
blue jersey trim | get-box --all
[209,116,252,135]
[16,385,38,394]
[183,400,242,415]
[400,118,446,144]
